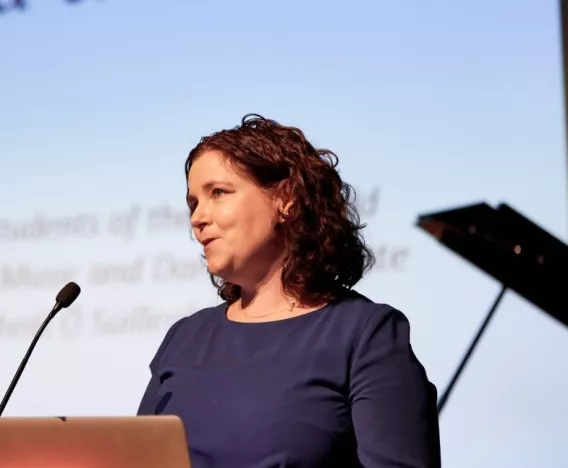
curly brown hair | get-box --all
[185,114,375,304]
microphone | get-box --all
[0,282,81,416]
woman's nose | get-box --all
[190,202,211,230]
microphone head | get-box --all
[56,282,81,308]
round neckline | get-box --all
[221,300,335,326]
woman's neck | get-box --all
[227,273,328,323]
[238,267,293,315]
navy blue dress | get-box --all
[137,291,440,467]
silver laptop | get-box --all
[0,415,190,468]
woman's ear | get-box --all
[273,180,293,223]
[278,200,294,222]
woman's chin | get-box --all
[206,259,231,278]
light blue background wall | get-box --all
[0,1,566,466]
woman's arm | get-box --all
[350,305,441,468]
[136,316,187,416]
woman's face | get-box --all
[187,150,286,287]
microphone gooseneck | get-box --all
[0,282,81,416]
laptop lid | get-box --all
[0,415,190,468]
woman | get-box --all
[138,114,441,467]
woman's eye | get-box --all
[212,188,225,197]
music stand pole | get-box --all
[437,285,508,415]
[559,0,568,238]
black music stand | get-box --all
[416,202,568,415]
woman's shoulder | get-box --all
[330,290,415,348]
[333,289,406,325]
[166,302,227,334]
[156,302,226,342]
[148,303,227,368]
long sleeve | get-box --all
[137,374,161,415]
[349,306,441,468]
[136,317,187,416]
